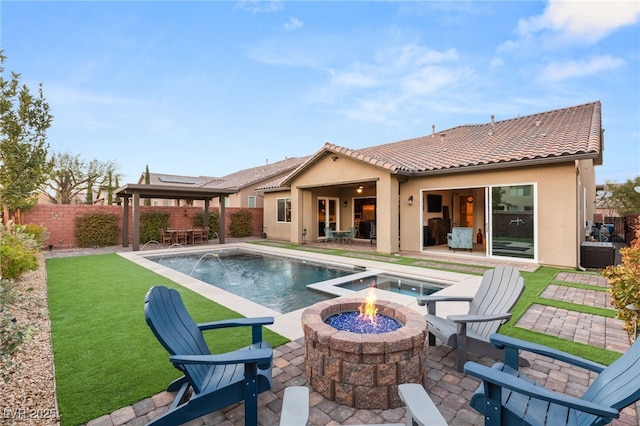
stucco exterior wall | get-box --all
[398,162,584,267]
[262,191,292,241]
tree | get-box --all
[603,216,640,338]
[0,51,53,223]
[144,164,151,206]
[604,177,640,215]
[114,176,121,205]
[103,169,115,205]
[43,151,118,204]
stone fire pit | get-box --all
[301,297,427,409]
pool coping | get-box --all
[119,243,482,340]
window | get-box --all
[277,197,292,222]
[248,196,256,208]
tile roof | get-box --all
[317,101,602,177]
[143,156,310,191]
[201,156,310,189]
[145,173,216,186]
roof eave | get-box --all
[114,183,238,200]
[400,153,600,177]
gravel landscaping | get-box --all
[2,254,59,425]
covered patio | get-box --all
[114,183,237,251]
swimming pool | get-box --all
[146,249,356,313]
[145,247,449,314]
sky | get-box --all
[1,0,639,186]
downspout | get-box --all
[576,162,587,271]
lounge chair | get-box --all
[417,265,526,371]
[144,286,274,426]
[464,333,640,426]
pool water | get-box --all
[336,274,445,297]
[148,250,354,313]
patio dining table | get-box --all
[333,230,353,244]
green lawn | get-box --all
[46,253,289,426]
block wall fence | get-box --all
[22,204,264,249]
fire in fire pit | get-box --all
[324,290,402,334]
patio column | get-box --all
[218,195,225,244]
[132,191,140,251]
[122,196,129,248]
[203,198,209,231]
[376,177,399,254]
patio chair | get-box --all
[190,228,204,244]
[160,229,173,245]
[417,265,526,371]
[144,285,274,426]
[346,226,357,244]
[325,227,337,244]
[175,229,188,245]
[370,222,377,245]
[464,333,640,426]
[280,384,446,426]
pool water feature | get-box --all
[147,249,355,313]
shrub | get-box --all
[75,213,119,247]
[23,223,48,246]
[140,211,170,243]
[229,209,253,237]
[603,216,640,339]
[194,211,219,239]
[0,222,39,280]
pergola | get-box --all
[114,183,237,251]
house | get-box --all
[138,156,309,208]
[259,101,603,268]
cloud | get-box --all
[320,44,471,125]
[329,70,379,89]
[518,0,640,43]
[539,55,626,81]
[284,17,303,32]
[235,0,283,14]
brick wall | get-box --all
[23,205,263,249]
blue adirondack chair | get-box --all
[144,286,274,426]
[464,333,640,426]
[417,265,526,371]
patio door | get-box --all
[318,197,339,239]
[489,184,535,260]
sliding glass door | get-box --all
[490,184,535,260]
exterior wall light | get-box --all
[408,195,414,205]
[356,185,364,194]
